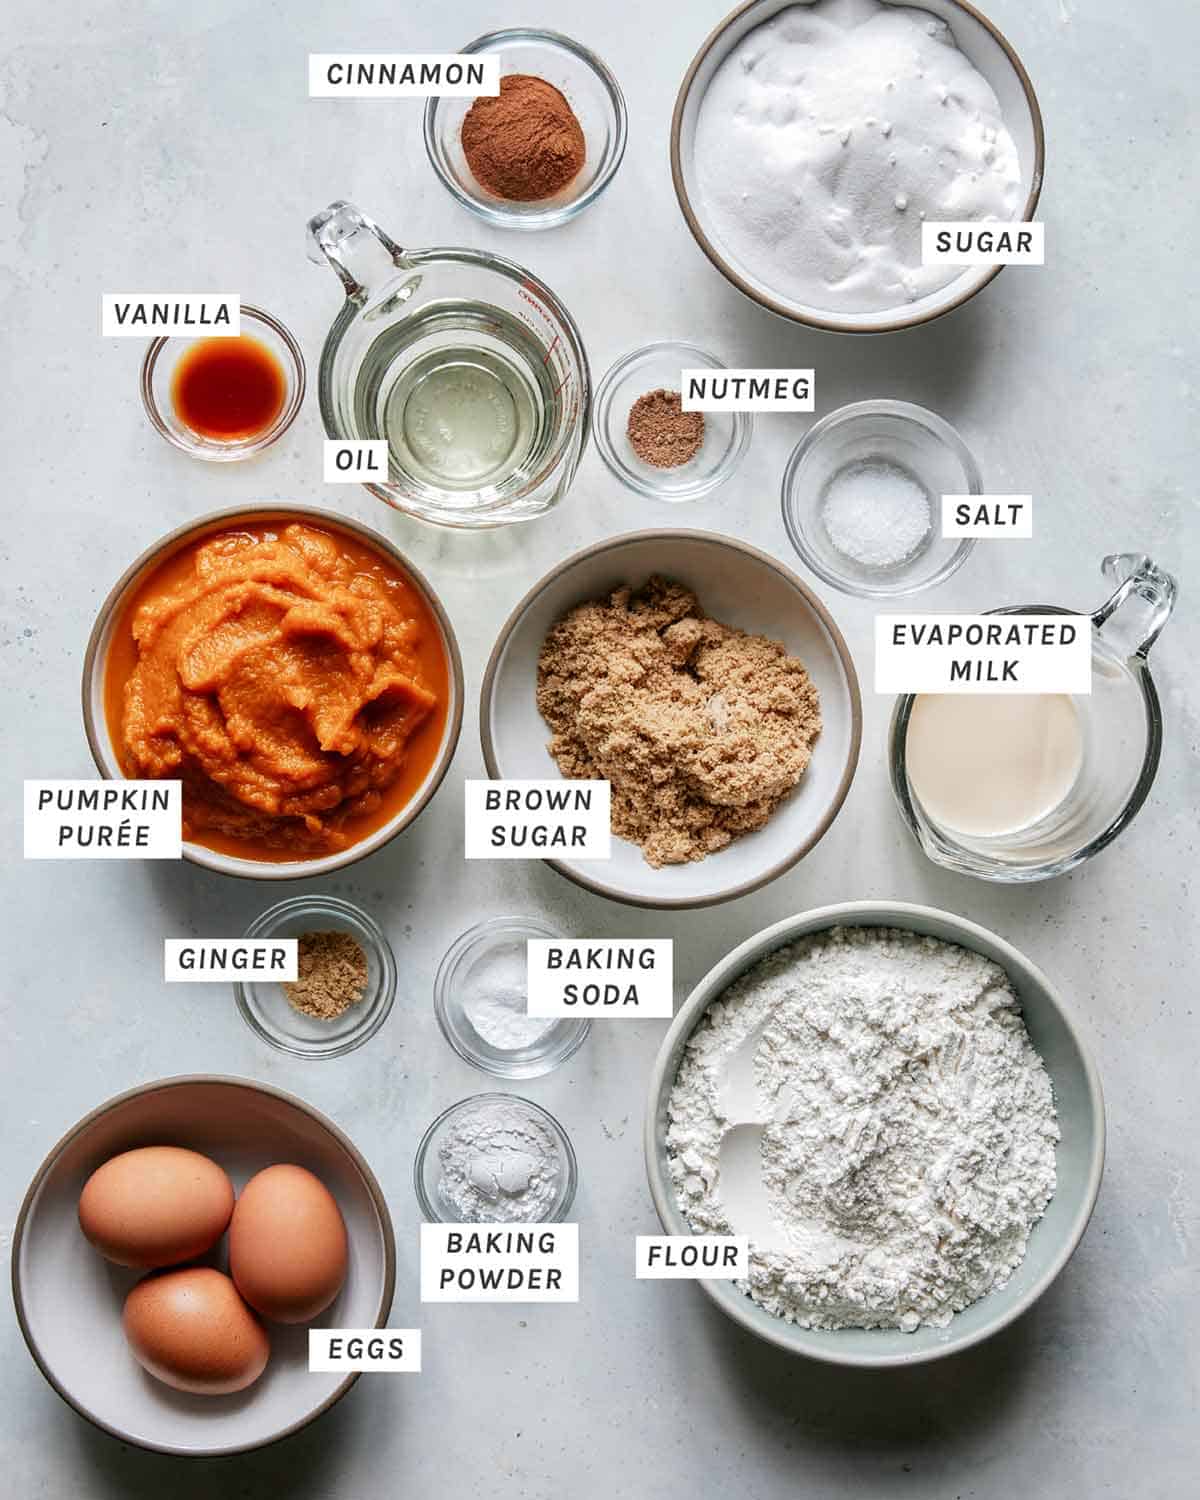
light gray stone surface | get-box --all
[1,1,1196,1495]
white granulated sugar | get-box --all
[437,1099,562,1223]
[821,459,932,567]
[667,927,1059,1331]
[694,0,1023,313]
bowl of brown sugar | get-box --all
[424,29,627,230]
[481,531,862,909]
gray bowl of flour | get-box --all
[644,901,1105,1367]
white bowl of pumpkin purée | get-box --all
[83,506,463,879]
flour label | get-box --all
[464,780,611,860]
[635,1236,749,1279]
[308,1330,421,1373]
[941,495,1033,538]
[308,54,500,98]
[921,221,1044,266]
[875,615,1091,693]
[24,780,182,859]
[101,294,239,337]
[527,940,673,1018]
[420,1224,579,1303]
[681,369,814,412]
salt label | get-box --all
[420,1224,579,1303]
[635,1236,749,1279]
[681,369,814,412]
[309,1330,421,1373]
[323,440,388,484]
[464,780,611,860]
[942,495,1033,539]
[308,54,500,98]
[875,615,1091,694]
[164,940,297,983]
[101,294,239,337]
[527,940,673,1018]
[922,222,1044,266]
[24,780,182,859]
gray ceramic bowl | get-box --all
[644,902,1105,1367]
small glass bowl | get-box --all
[140,304,306,462]
[593,342,752,501]
[434,916,590,1080]
[424,29,627,231]
[413,1094,579,1223]
[781,399,979,598]
[235,895,397,1059]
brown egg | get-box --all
[78,1146,234,1269]
[123,1267,269,1395]
[229,1164,348,1323]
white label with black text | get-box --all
[921,221,1044,265]
[308,54,500,98]
[636,1236,749,1279]
[875,615,1091,694]
[308,1329,421,1373]
[420,1224,579,1303]
[164,939,297,983]
[527,940,673,1018]
[101,294,239,337]
[681,368,814,412]
[323,439,388,484]
[24,780,182,859]
[464,780,611,860]
[941,495,1033,539]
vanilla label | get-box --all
[681,368,814,412]
[101,294,239,337]
[941,495,1033,539]
[527,940,673,1018]
[420,1224,579,1303]
[323,439,388,484]
[464,780,611,860]
[164,940,297,983]
[309,1330,421,1373]
[24,780,182,859]
[308,54,500,98]
[922,221,1044,266]
[635,1236,749,1279]
[875,615,1091,693]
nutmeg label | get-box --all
[680,369,814,412]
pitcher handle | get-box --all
[1092,553,1178,660]
[306,200,407,302]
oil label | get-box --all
[681,369,814,412]
[921,221,1044,265]
[163,940,297,982]
[875,615,1091,693]
[309,1330,421,1373]
[308,54,500,98]
[323,440,388,484]
[101,294,239,337]
[942,495,1033,538]
[24,780,181,859]
[635,1236,749,1279]
[527,940,673,1018]
[464,779,611,860]
[420,1224,579,1303]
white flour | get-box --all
[437,1099,562,1223]
[667,927,1058,1330]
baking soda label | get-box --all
[527,940,673,1018]
[681,369,814,412]
[635,1236,749,1279]
[24,780,182,859]
[164,939,297,983]
[309,1330,421,1373]
[942,495,1033,539]
[309,55,500,98]
[323,440,388,483]
[464,780,611,860]
[875,615,1091,693]
[101,294,239,337]
[922,222,1044,266]
[420,1224,579,1303]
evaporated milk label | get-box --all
[24,780,182,859]
[308,54,500,98]
[681,368,814,412]
[635,1236,749,1279]
[941,495,1033,539]
[464,780,611,859]
[323,439,388,484]
[309,1329,421,1372]
[527,940,673,1018]
[164,940,297,983]
[101,294,240,337]
[921,221,1044,266]
[420,1224,579,1303]
[875,615,1091,693]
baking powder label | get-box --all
[308,1330,421,1372]
[420,1224,579,1303]
[101,294,239,337]
[941,495,1033,539]
[527,940,674,1018]
[24,780,182,859]
[635,1236,749,1279]
[308,54,500,98]
[464,780,611,860]
[921,221,1044,265]
[681,369,814,412]
[164,939,297,983]
[874,615,1091,694]
[323,440,388,484]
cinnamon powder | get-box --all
[461,74,586,202]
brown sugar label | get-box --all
[464,780,611,859]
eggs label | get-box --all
[874,615,1092,693]
[309,1329,421,1373]
[464,780,612,860]
[420,1224,579,1303]
[527,940,674,1018]
[635,1236,750,1279]
[24,779,182,859]
[164,939,298,982]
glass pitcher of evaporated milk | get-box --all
[889,554,1178,882]
[307,201,590,527]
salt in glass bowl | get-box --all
[235,895,397,1059]
[593,341,752,501]
[434,915,590,1079]
[413,1094,579,1223]
[424,29,627,231]
[781,399,979,598]
[140,304,306,461]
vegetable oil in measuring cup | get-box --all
[353,303,556,493]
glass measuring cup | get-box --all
[889,554,1178,882]
[307,201,590,528]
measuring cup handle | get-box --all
[1093,553,1178,659]
[306,200,406,301]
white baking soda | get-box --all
[693,0,1023,313]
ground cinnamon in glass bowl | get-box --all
[461,75,585,201]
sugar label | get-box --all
[527,940,673,1018]
[101,294,239,337]
[308,54,500,98]
[24,780,182,859]
[681,369,814,412]
[323,440,388,484]
[875,615,1091,694]
[635,1236,749,1279]
[309,1329,421,1373]
[464,780,611,860]
[164,940,297,983]
[921,221,1044,266]
[420,1224,579,1303]
[942,495,1033,539]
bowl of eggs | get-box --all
[12,1076,395,1456]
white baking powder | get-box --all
[694,0,1022,313]
[437,1098,562,1223]
[667,927,1058,1331]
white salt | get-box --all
[820,459,931,568]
